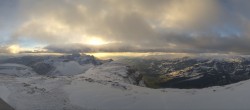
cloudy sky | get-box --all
[1,0,250,54]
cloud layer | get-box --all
[1,0,250,54]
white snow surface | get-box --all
[50,61,94,76]
[0,63,36,77]
[0,62,250,110]
[81,62,130,83]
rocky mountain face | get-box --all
[130,57,250,89]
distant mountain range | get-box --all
[124,56,250,88]
[0,53,141,85]
[1,54,250,89]
[2,54,250,109]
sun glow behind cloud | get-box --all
[7,45,21,54]
[85,37,110,46]
[5,44,47,54]
[87,37,107,46]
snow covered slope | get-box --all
[0,64,36,77]
[0,53,142,85]
[1,55,250,110]
[81,62,143,85]
[49,61,94,76]
[0,74,250,110]
[0,53,105,76]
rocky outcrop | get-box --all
[126,66,145,86]
[0,98,14,110]
[31,62,54,75]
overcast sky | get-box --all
[1,0,250,54]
